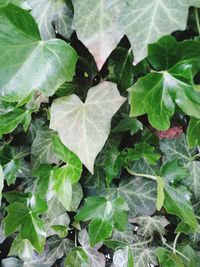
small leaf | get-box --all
[113,115,143,135]
[187,117,200,148]
[164,185,199,230]
[65,247,90,267]
[50,81,126,173]
[157,247,185,267]
[156,176,165,211]
[127,142,160,165]
[31,129,59,169]
[130,216,169,238]
[0,165,4,206]
[113,246,134,267]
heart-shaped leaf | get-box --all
[50,81,126,173]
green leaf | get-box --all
[89,218,113,247]
[130,216,169,238]
[127,142,160,165]
[116,177,156,218]
[0,108,31,135]
[52,134,82,183]
[53,166,73,211]
[157,247,185,267]
[112,115,143,135]
[0,165,4,206]
[75,196,128,246]
[108,47,133,92]
[31,128,59,169]
[28,0,73,40]
[156,176,165,211]
[50,81,126,173]
[4,194,47,252]
[33,164,53,198]
[187,118,200,148]
[112,197,129,232]
[161,160,189,184]
[161,134,200,199]
[0,3,77,102]
[129,36,200,130]
[2,258,23,267]
[164,185,199,230]
[65,247,90,267]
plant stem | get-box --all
[126,168,157,181]
[195,8,200,35]
[160,235,190,262]
[130,236,153,247]
[173,232,180,254]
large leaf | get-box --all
[50,81,126,173]
[28,0,73,40]
[0,3,77,102]
[72,0,200,68]
[129,36,200,130]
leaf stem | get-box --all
[195,8,200,35]
[173,232,180,254]
[160,235,189,262]
[130,236,153,247]
[126,168,157,181]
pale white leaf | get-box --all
[130,216,169,238]
[116,177,156,218]
[50,81,126,173]
[78,229,106,267]
[28,0,73,40]
[72,0,200,68]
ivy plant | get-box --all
[1,1,200,267]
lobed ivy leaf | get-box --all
[3,194,47,253]
[112,115,143,136]
[75,196,129,246]
[0,3,77,102]
[129,36,200,130]
[130,216,169,238]
[127,142,161,165]
[115,177,157,218]
[72,0,200,68]
[50,81,126,173]
[28,0,73,40]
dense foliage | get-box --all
[1,0,200,266]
